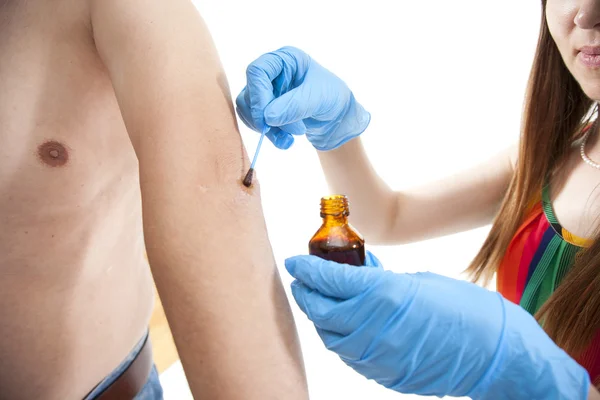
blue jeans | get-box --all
[85,333,164,400]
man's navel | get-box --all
[37,140,69,167]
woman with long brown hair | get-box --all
[237,0,599,398]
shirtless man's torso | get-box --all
[0,1,154,398]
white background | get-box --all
[161,1,542,399]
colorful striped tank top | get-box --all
[497,183,600,385]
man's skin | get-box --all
[0,0,308,399]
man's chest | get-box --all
[0,3,137,211]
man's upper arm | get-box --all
[89,2,308,398]
[90,0,243,184]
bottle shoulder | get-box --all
[309,222,364,247]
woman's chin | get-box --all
[575,75,600,102]
[581,86,600,102]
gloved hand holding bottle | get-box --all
[285,253,591,399]
[236,46,371,151]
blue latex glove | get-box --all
[285,253,590,399]
[236,46,371,151]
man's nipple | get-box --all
[37,140,69,167]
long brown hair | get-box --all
[466,1,600,361]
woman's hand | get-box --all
[236,46,370,150]
[285,252,590,399]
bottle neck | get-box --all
[320,195,350,226]
[322,214,349,226]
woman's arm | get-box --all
[590,386,600,400]
[318,138,517,244]
[237,47,517,245]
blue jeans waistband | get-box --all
[84,332,149,400]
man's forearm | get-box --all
[142,182,308,399]
[136,86,309,396]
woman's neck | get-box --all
[585,122,600,163]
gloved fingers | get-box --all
[285,255,382,300]
[315,326,344,346]
[243,48,310,141]
[274,46,312,71]
[279,120,307,136]
[265,128,294,150]
[364,250,383,269]
[235,88,259,132]
[290,281,345,333]
[303,119,331,132]
[316,327,366,362]
[236,91,293,149]
[246,53,286,131]
[263,86,314,128]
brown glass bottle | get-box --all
[308,195,366,266]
